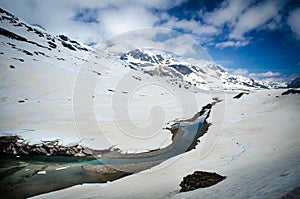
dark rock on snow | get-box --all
[282,89,300,95]
[233,92,248,99]
[180,171,226,192]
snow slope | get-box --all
[0,8,211,151]
[33,90,300,199]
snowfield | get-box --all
[32,90,300,199]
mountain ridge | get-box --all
[0,7,287,91]
[120,48,287,90]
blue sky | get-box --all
[1,0,299,82]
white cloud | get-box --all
[232,68,249,76]
[227,67,299,82]
[0,0,296,50]
[162,18,218,36]
[249,71,281,80]
[287,7,300,39]
[215,39,249,48]
[229,0,285,39]
[0,0,186,44]
[193,25,219,35]
[202,0,288,47]
[204,0,252,26]
[261,71,281,77]
[265,14,282,30]
[132,0,186,9]
[231,68,288,82]
[98,6,158,37]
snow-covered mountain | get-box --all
[0,7,205,150]
[0,8,92,54]
[120,48,287,90]
[0,7,286,93]
[287,76,300,88]
[0,7,289,148]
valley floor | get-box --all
[32,89,300,199]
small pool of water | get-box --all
[98,118,203,165]
[0,116,206,198]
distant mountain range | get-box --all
[0,7,289,91]
[120,48,287,90]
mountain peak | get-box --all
[120,48,287,90]
[287,77,300,88]
[0,7,287,91]
[0,7,89,52]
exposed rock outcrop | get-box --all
[179,171,226,192]
[282,89,300,95]
[0,136,93,157]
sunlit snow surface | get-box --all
[34,90,300,199]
